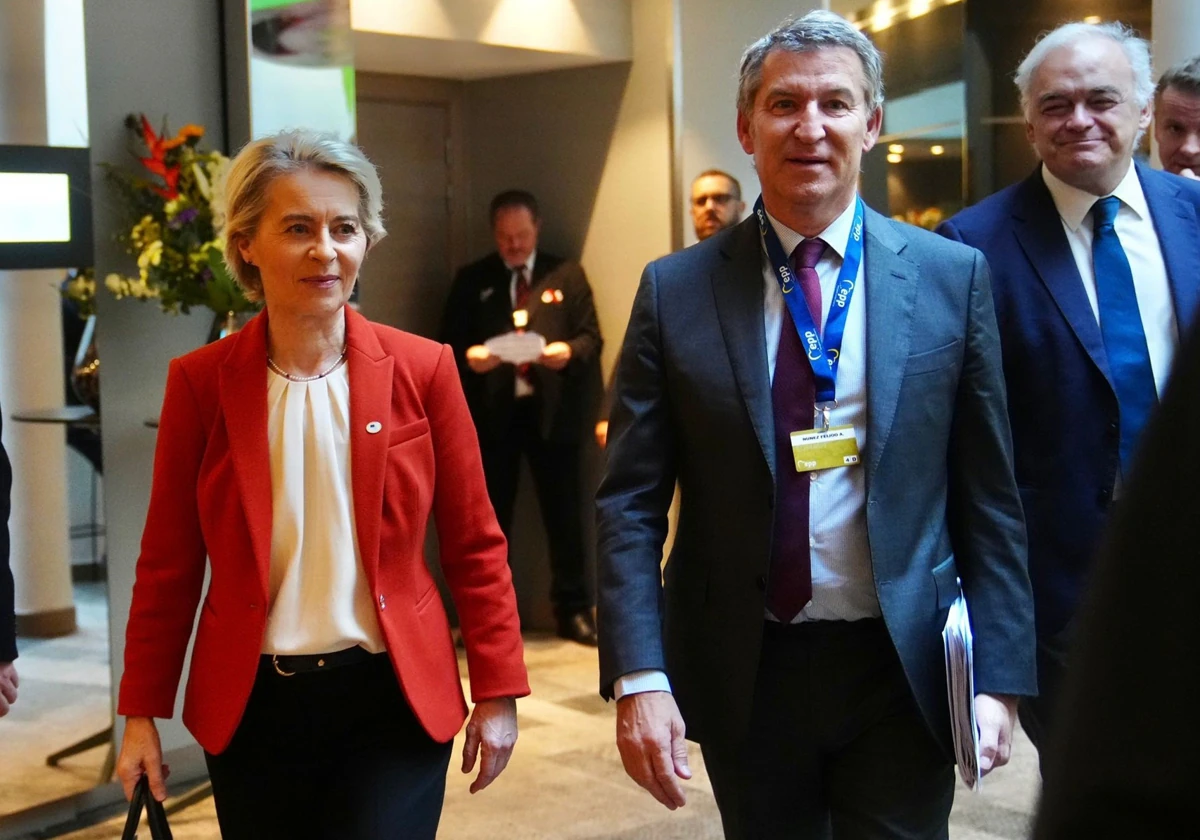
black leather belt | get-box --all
[263,645,377,677]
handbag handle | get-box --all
[121,776,174,840]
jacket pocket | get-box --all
[904,339,961,377]
[389,417,430,448]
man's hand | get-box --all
[117,716,170,801]
[975,692,1018,776]
[461,697,518,794]
[466,344,502,374]
[616,691,691,810]
[537,341,572,371]
[0,662,17,717]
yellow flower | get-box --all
[104,273,125,294]
[137,240,164,270]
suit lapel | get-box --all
[345,307,394,588]
[1012,171,1115,387]
[219,312,273,598]
[863,211,918,490]
[1138,162,1200,335]
[711,219,775,479]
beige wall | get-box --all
[675,0,826,247]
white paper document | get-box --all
[485,331,546,365]
[942,583,981,790]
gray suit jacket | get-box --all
[596,209,1037,755]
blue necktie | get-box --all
[1091,196,1157,472]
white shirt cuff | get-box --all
[613,669,672,700]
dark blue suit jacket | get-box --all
[939,162,1200,637]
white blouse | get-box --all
[262,362,386,655]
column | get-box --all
[0,0,77,636]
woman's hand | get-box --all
[116,716,170,801]
[461,697,518,793]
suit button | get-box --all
[378,594,387,610]
[1097,487,1112,506]
[755,575,767,591]
[249,603,257,610]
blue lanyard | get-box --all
[755,195,864,406]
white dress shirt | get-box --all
[615,197,878,700]
[263,363,386,655]
[508,251,538,398]
[1041,162,1178,397]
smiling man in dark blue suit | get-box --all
[939,20,1200,771]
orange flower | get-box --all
[162,124,205,151]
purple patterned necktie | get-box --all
[766,237,827,623]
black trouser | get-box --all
[1018,625,1074,777]
[480,398,589,618]
[205,652,453,840]
[701,620,954,840]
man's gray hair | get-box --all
[1014,21,1154,116]
[737,10,885,117]
[1156,54,1200,102]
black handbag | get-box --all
[121,776,174,840]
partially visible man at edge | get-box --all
[1,407,19,718]
[1154,54,1200,177]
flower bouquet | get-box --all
[91,114,257,319]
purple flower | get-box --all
[169,207,199,228]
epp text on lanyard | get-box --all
[754,194,864,416]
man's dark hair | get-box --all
[1156,54,1200,102]
[693,169,743,201]
[490,190,540,225]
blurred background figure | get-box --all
[1034,324,1200,839]
[0,406,17,718]
[1154,55,1200,177]
[441,190,603,646]
[690,169,746,242]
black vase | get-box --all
[207,310,249,343]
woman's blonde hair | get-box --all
[220,129,386,301]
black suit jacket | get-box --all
[1033,322,1200,838]
[441,251,602,443]
[1,408,16,661]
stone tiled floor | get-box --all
[2,586,1040,838]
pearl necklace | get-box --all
[266,347,348,382]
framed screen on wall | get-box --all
[0,144,93,270]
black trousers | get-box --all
[701,620,954,840]
[1018,625,1073,777]
[480,397,589,617]
[205,653,453,840]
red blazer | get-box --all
[118,308,529,754]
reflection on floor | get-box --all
[0,582,111,818]
[47,631,1039,840]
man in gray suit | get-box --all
[597,11,1036,838]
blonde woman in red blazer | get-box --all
[115,130,529,839]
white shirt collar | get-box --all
[763,196,858,261]
[1041,161,1150,232]
[507,250,537,275]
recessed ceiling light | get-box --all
[931,145,945,155]
[887,153,903,164]
[888,144,905,154]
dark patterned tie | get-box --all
[766,238,827,623]
[513,266,534,389]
